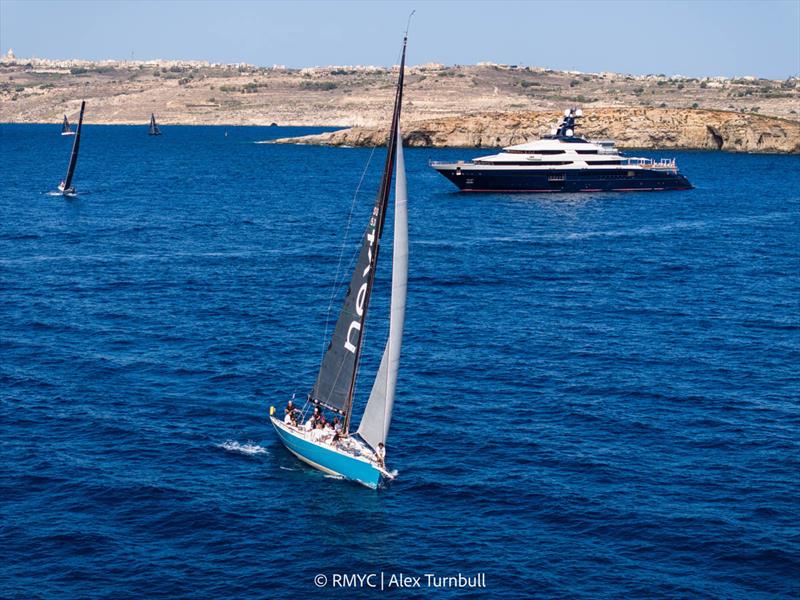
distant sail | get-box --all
[357,121,408,451]
[148,113,161,136]
[60,101,85,192]
[61,115,74,136]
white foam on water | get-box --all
[218,440,268,456]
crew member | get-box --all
[376,442,386,468]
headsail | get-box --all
[62,101,85,191]
[357,123,407,451]
[311,37,407,430]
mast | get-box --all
[62,101,85,190]
[311,36,407,433]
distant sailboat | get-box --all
[270,34,409,489]
[148,113,161,136]
[61,115,75,136]
[58,100,85,195]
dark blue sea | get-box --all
[1,123,798,599]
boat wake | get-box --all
[218,440,268,456]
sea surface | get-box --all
[1,124,798,599]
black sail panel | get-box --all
[312,202,383,414]
[311,38,407,425]
[62,116,70,133]
[63,101,85,190]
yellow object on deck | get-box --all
[269,405,275,416]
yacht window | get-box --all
[576,150,599,155]
[505,149,566,155]
[499,160,573,166]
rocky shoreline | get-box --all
[272,108,800,154]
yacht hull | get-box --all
[270,417,383,489]
[432,166,693,193]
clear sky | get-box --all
[1,0,798,78]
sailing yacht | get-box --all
[148,113,162,136]
[61,115,75,136]
[58,100,85,195]
[270,35,409,489]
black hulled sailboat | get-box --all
[58,100,85,195]
[148,113,161,136]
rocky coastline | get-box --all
[273,108,800,154]
[2,55,798,153]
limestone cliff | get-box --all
[274,108,800,154]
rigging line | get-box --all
[319,144,378,363]
[388,14,411,80]
[405,10,415,37]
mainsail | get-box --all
[311,38,407,430]
[149,113,161,135]
[61,115,72,134]
[62,101,85,191]
[357,123,407,451]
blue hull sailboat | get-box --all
[270,34,409,489]
[272,418,389,488]
[58,100,85,195]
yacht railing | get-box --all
[429,159,469,167]
[624,157,677,170]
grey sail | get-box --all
[357,123,407,451]
[62,101,85,190]
[311,39,407,428]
